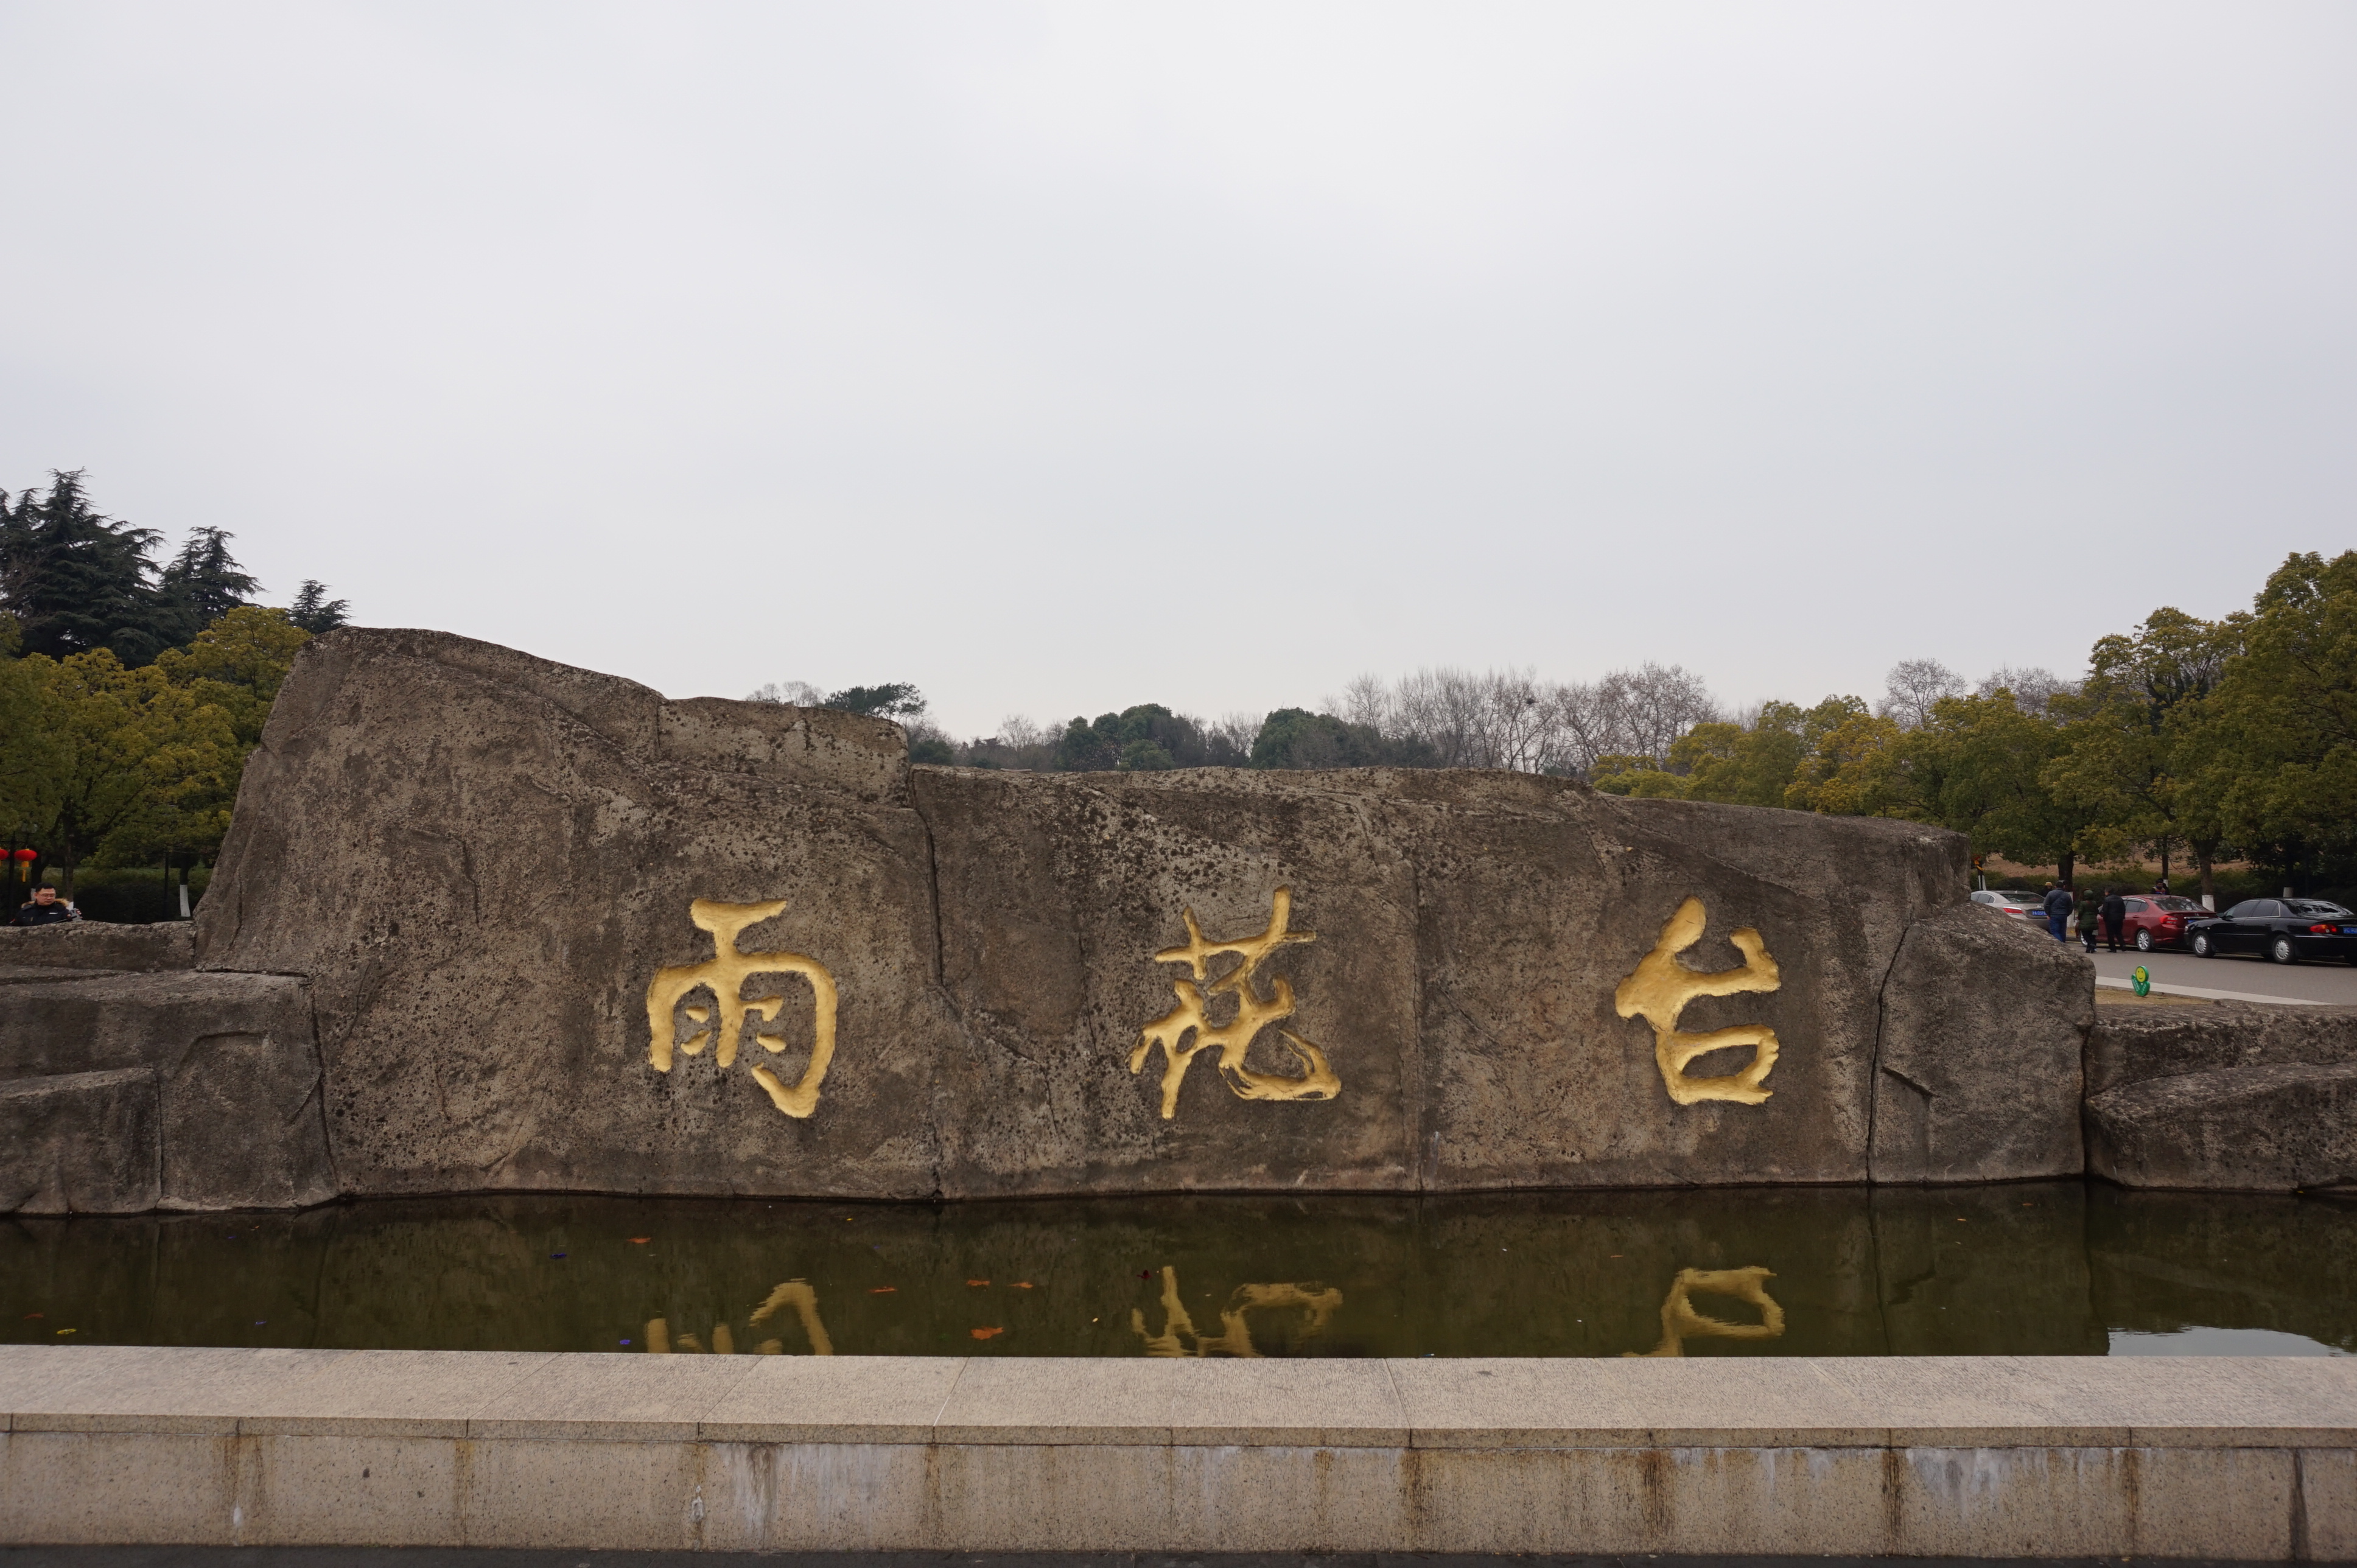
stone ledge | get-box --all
[1,1348,2350,1556]
[4,1346,2353,1449]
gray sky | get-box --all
[3,2,2351,738]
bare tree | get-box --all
[1329,662,1717,777]
[1609,663,1721,763]
[994,716,1051,754]
[1205,712,1264,760]
[746,679,825,705]
[1975,665,2076,715]
[1877,658,1966,730]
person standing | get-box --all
[10,885,81,926]
[2041,881,2075,942]
[2076,889,2100,952]
[2100,886,2129,953]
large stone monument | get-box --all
[3,628,2110,1211]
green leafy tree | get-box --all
[1250,707,1435,769]
[9,609,313,884]
[0,614,62,852]
[1595,696,1865,805]
[2191,551,2357,891]
[822,682,926,718]
[2042,607,2230,897]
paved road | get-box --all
[2086,945,2357,1006]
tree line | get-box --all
[0,471,351,891]
[760,550,2357,901]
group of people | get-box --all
[2039,882,2132,953]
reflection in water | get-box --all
[645,1279,833,1354]
[1131,1266,1342,1357]
[1626,1265,1785,1357]
[5,1184,2351,1358]
[749,1279,833,1355]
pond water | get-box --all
[3,1182,2350,1359]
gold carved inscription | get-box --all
[1130,1265,1343,1357]
[645,899,838,1117]
[1613,896,1781,1105]
[1131,886,1340,1119]
[1625,1265,1784,1357]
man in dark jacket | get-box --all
[2100,887,2129,953]
[2041,882,2074,942]
[10,886,81,926]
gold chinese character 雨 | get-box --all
[1625,1265,1784,1358]
[1613,895,1781,1105]
[645,899,837,1118]
[1131,886,1340,1119]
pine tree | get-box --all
[289,579,351,633]
[0,471,172,663]
[157,527,262,640]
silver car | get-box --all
[1970,888,2047,921]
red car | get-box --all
[2120,894,2208,951]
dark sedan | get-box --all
[2186,898,2357,964]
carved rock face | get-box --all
[155,626,2098,1205]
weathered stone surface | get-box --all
[2084,1004,2357,1192]
[1869,902,2090,1183]
[1399,780,1958,1191]
[0,921,194,973]
[2086,1001,2357,1095]
[0,972,334,1211]
[196,628,953,1201]
[916,766,1967,1194]
[155,626,2101,1204]
[2089,1061,2357,1193]
[916,766,1420,1196]
[0,1068,161,1213]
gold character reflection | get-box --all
[645,898,838,1117]
[643,1278,833,1356]
[1131,887,1341,1119]
[1130,1265,1342,1357]
[1614,896,1782,1105]
[1625,1265,1785,1358]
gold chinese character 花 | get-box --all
[1614,895,1782,1105]
[645,898,838,1118]
[1130,886,1340,1119]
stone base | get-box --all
[0,1346,2347,1556]
[0,966,334,1214]
[2087,1004,2357,1192]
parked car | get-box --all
[2120,894,2209,952]
[1970,889,2046,921]
[2185,898,2357,964]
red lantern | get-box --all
[12,848,35,884]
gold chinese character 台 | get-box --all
[1130,886,1341,1119]
[645,898,838,1118]
[1614,895,1782,1105]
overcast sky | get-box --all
[2,3,2350,737]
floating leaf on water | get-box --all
[971,1327,1003,1340]
[869,1287,897,1294]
